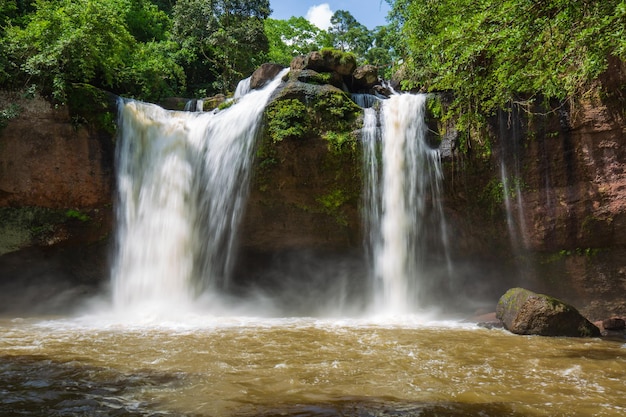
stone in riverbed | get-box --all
[496,287,600,337]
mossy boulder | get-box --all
[265,70,362,148]
[496,287,600,337]
[290,49,357,76]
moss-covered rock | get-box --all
[496,287,600,337]
[290,49,357,76]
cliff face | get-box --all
[0,94,113,209]
[443,59,626,317]
[1,60,625,317]
[0,91,115,313]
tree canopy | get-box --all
[1,0,623,114]
[388,0,626,120]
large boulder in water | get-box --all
[496,287,600,337]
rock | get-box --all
[602,317,626,330]
[349,65,379,91]
[372,84,393,97]
[202,94,227,111]
[290,50,357,76]
[296,69,345,90]
[496,287,601,337]
[250,63,285,90]
[594,317,626,339]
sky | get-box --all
[269,0,391,30]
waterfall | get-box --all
[112,69,289,313]
[352,93,380,109]
[184,99,204,112]
[234,76,252,99]
[498,106,529,251]
[363,94,450,314]
[361,107,382,277]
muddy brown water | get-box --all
[1,315,625,416]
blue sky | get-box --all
[269,1,391,30]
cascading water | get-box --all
[363,94,451,314]
[112,69,289,313]
[498,105,529,252]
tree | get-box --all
[172,0,270,95]
[2,0,185,102]
[264,17,331,65]
[388,0,626,123]
[4,0,135,101]
[328,10,372,59]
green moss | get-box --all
[305,72,334,85]
[65,209,90,222]
[265,98,311,143]
[0,207,67,255]
[322,131,357,154]
[316,189,349,226]
[319,47,357,67]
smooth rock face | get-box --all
[496,287,601,337]
[250,63,285,90]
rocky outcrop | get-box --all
[291,50,357,76]
[238,59,363,255]
[496,287,600,337]
[289,50,385,96]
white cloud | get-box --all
[306,3,333,30]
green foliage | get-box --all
[172,0,270,94]
[389,0,626,147]
[2,0,185,102]
[311,90,361,134]
[322,130,356,154]
[265,98,310,142]
[480,176,526,214]
[66,83,117,135]
[1,0,274,102]
[121,40,186,101]
[65,209,90,222]
[4,0,135,102]
[0,103,21,129]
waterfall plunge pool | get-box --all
[1,315,625,416]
